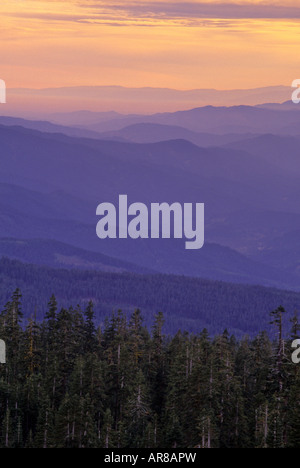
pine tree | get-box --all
[125,369,152,448]
[101,408,115,448]
[83,301,97,353]
[34,393,55,448]
[270,306,287,392]
[149,312,166,416]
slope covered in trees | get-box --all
[0,291,299,448]
[1,257,300,336]
[2,124,300,290]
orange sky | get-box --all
[1,0,300,90]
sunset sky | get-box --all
[1,0,300,90]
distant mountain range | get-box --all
[2,100,300,141]
[0,116,103,140]
[225,134,300,176]
[0,115,262,146]
[96,123,259,146]
[5,85,293,117]
[0,238,152,274]
[71,104,300,135]
[0,113,300,290]
[0,236,296,289]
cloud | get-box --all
[81,1,300,20]
[4,1,300,28]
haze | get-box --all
[1,1,300,113]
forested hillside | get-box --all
[2,124,300,290]
[0,291,299,448]
[1,257,300,336]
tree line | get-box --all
[0,289,299,448]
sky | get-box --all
[1,0,300,91]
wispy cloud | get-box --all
[80,1,300,21]
[4,1,300,28]
[2,0,300,91]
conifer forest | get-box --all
[0,290,299,449]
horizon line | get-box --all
[7,84,290,93]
